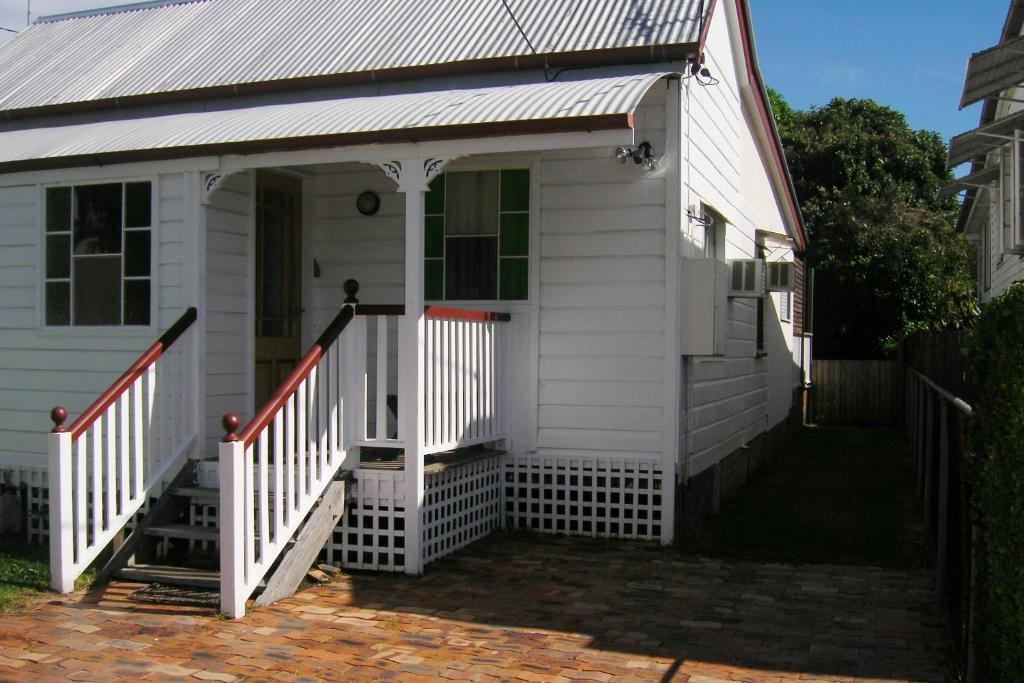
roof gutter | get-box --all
[0,43,699,122]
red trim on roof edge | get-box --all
[733,0,807,252]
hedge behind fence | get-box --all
[970,282,1024,681]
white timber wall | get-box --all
[203,172,253,454]
[0,172,187,471]
[680,4,798,477]
[534,86,667,464]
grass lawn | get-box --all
[0,541,51,613]
[680,425,930,569]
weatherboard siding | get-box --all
[0,173,187,470]
[203,172,253,454]
[679,4,797,477]
[535,89,667,462]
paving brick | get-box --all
[0,534,953,683]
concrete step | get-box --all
[144,523,219,542]
[114,564,219,589]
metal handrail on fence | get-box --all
[905,364,976,682]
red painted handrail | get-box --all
[424,306,511,322]
[51,307,198,439]
[224,280,361,449]
[354,304,511,322]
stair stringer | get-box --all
[254,472,352,607]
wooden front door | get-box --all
[254,172,303,408]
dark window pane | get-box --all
[46,234,70,279]
[125,182,152,228]
[124,231,151,277]
[425,216,444,259]
[500,213,529,256]
[74,184,122,255]
[446,172,498,236]
[445,237,497,300]
[46,187,71,232]
[124,280,151,326]
[500,169,530,212]
[46,281,70,326]
[73,256,121,325]
[500,258,529,300]
[425,259,443,300]
[425,174,445,215]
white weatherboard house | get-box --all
[947,0,1024,302]
[0,0,808,617]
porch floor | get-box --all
[0,533,951,682]
[358,446,503,474]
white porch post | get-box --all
[377,158,450,575]
[48,428,74,593]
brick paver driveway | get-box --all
[0,533,951,682]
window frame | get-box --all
[424,161,537,305]
[38,177,158,333]
[779,290,792,323]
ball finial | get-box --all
[51,406,68,433]
[222,413,241,442]
[343,279,360,304]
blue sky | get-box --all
[0,0,1010,147]
[749,0,1009,145]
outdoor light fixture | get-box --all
[615,141,658,171]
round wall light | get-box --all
[356,191,381,216]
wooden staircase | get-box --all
[102,458,353,601]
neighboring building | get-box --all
[947,1,1024,301]
[0,0,807,617]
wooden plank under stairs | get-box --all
[115,564,219,590]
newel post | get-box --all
[219,413,247,618]
[48,407,75,593]
[376,158,450,575]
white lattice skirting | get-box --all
[323,455,502,572]
[502,456,665,540]
[0,465,50,543]
[423,456,501,564]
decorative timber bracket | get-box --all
[373,158,454,193]
[202,171,239,204]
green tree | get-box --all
[768,90,976,358]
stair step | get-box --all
[171,486,220,504]
[144,523,219,542]
[114,564,220,589]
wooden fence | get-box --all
[810,359,903,425]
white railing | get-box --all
[219,301,356,619]
[350,308,404,447]
[351,306,509,453]
[48,308,199,593]
[423,308,508,454]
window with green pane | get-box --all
[424,169,529,301]
[44,181,153,326]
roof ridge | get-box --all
[36,0,209,24]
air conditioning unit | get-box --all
[728,259,764,298]
[766,261,795,292]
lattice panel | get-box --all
[323,469,406,572]
[423,457,501,564]
[503,456,664,540]
[1,466,49,543]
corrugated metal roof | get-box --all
[948,107,1024,167]
[0,0,704,114]
[959,33,1024,109]
[0,72,669,172]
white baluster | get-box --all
[258,432,269,566]
[297,380,307,496]
[118,393,130,513]
[376,316,388,441]
[273,412,284,542]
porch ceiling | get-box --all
[0,73,672,174]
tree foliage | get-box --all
[769,90,976,358]
[969,283,1024,681]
